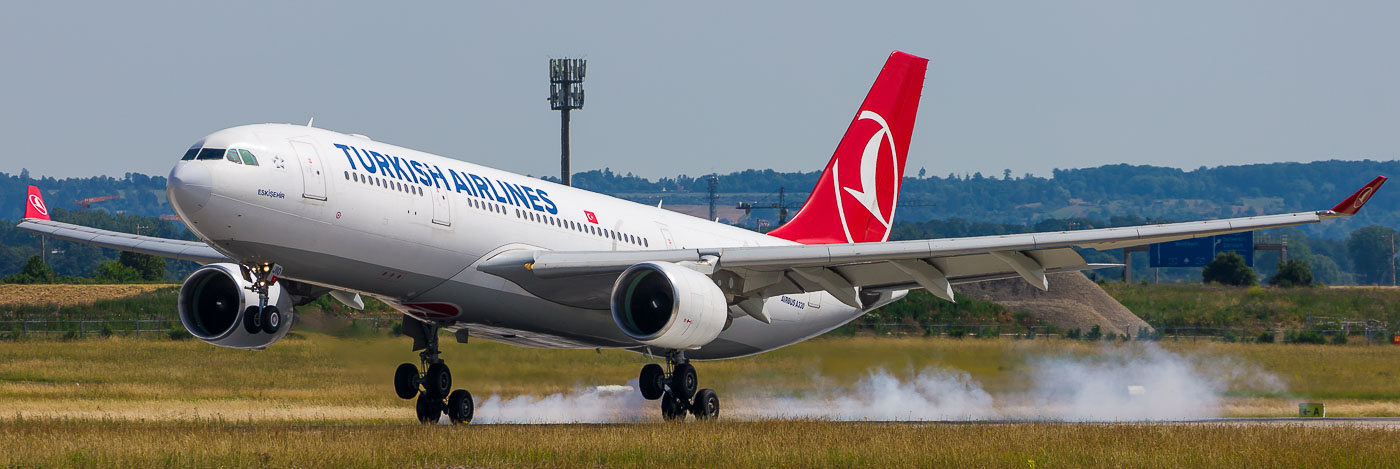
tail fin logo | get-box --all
[28,194,48,217]
[1354,187,1375,209]
[833,110,901,242]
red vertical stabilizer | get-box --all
[24,186,50,221]
[766,51,928,244]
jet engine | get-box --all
[610,262,727,350]
[177,263,294,350]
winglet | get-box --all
[1329,176,1387,216]
[24,186,51,221]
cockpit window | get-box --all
[238,149,259,166]
[225,149,242,164]
[195,148,227,160]
[181,141,204,160]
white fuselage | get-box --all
[168,124,900,359]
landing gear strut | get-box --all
[393,318,474,424]
[639,351,719,421]
[241,262,283,334]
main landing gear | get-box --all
[393,319,473,424]
[638,351,719,421]
[241,262,282,334]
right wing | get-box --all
[14,186,228,265]
[478,176,1387,314]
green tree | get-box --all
[119,251,165,281]
[1346,225,1397,285]
[1202,251,1257,286]
[1268,259,1313,287]
[92,261,140,283]
[2,255,54,284]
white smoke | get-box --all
[735,369,996,421]
[470,382,652,424]
[459,344,1282,423]
[1020,344,1223,421]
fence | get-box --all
[0,319,181,339]
[1,318,1395,345]
[839,323,1398,345]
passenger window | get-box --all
[239,149,258,166]
[225,149,242,164]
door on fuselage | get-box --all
[290,140,327,201]
[432,186,451,226]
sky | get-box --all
[1,1,1396,181]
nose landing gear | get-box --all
[240,262,283,334]
[638,351,720,421]
[393,318,474,424]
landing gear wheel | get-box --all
[446,389,474,424]
[639,364,665,400]
[671,363,698,400]
[260,306,281,334]
[424,363,452,399]
[394,363,419,400]
[660,392,687,421]
[243,306,261,334]
[415,393,441,424]
[692,389,719,420]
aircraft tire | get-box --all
[639,364,665,400]
[260,306,281,334]
[243,306,261,334]
[415,393,441,424]
[394,363,419,400]
[660,392,687,421]
[446,389,474,424]
[692,389,719,420]
[670,363,698,400]
[424,363,452,399]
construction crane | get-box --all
[74,195,120,209]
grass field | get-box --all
[2,332,1399,466]
[3,420,1398,468]
[1101,283,1400,329]
[0,283,175,308]
[1,333,1397,421]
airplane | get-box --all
[15,51,1386,424]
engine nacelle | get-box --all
[178,263,293,350]
[610,262,728,350]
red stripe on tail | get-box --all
[767,51,928,245]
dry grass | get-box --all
[1,335,1397,423]
[0,283,175,307]
[1,420,1397,468]
[2,335,1399,466]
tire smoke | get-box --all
[463,344,1282,423]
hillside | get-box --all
[5,159,1396,238]
[2,159,1398,282]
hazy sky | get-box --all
[2,1,1396,181]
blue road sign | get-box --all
[1149,232,1254,268]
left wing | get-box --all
[479,176,1387,314]
[14,186,228,264]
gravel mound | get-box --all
[954,272,1152,337]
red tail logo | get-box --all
[768,51,927,245]
[25,186,50,220]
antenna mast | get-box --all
[549,58,586,186]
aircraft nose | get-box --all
[168,162,212,216]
